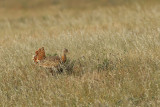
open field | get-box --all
[0,0,160,106]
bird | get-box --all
[32,47,68,75]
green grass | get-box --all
[0,0,160,106]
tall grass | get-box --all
[0,0,160,106]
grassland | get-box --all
[0,0,160,106]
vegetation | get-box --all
[0,0,160,106]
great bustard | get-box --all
[32,47,68,75]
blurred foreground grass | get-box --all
[0,0,160,106]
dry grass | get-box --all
[0,0,160,106]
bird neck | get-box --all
[61,53,66,63]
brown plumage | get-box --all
[32,47,68,75]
